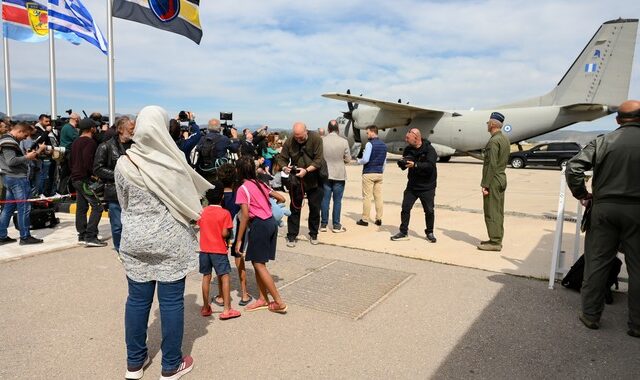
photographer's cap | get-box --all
[78,118,98,131]
[489,112,505,123]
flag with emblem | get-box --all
[1,0,81,44]
[47,0,108,54]
[112,0,202,44]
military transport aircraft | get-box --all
[323,18,638,161]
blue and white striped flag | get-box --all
[585,63,598,73]
[47,0,108,54]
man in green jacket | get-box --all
[57,113,80,194]
[479,112,510,251]
[566,100,640,338]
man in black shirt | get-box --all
[391,128,438,242]
[70,118,106,247]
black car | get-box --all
[509,142,581,169]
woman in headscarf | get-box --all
[115,106,212,380]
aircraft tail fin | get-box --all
[501,19,638,108]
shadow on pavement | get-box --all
[432,231,640,378]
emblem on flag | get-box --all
[148,0,180,22]
[585,63,598,73]
[26,2,47,36]
[113,0,202,44]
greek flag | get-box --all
[585,63,598,73]
[47,0,108,54]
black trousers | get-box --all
[287,185,323,241]
[73,180,103,240]
[399,188,435,235]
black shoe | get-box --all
[578,313,600,330]
[374,219,382,226]
[85,238,108,247]
[356,219,369,226]
[426,233,437,243]
[628,329,640,338]
[0,236,17,245]
[390,232,409,241]
[19,236,44,245]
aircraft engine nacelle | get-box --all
[353,107,411,130]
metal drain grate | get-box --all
[278,260,413,320]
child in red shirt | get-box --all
[198,181,240,320]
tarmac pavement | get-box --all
[1,241,638,379]
[0,157,636,378]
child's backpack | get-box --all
[561,254,622,304]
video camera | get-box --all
[220,112,234,138]
[178,110,191,131]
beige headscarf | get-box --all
[117,105,212,226]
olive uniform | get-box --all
[480,131,510,246]
[566,122,640,333]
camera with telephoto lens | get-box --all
[397,158,408,168]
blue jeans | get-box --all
[125,277,185,372]
[0,176,31,239]
[107,202,122,252]
[36,160,51,196]
[321,180,346,229]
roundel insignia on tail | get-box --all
[503,124,512,133]
[148,0,181,22]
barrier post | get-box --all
[549,166,567,289]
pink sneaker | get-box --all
[160,356,194,380]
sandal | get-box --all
[245,299,269,312]
[268,301,288,314]
[219,308,241,320]
[212,295,224,307]
[238,295,253,307]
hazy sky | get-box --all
[1,0,639,132]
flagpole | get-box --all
[3,37,11,118]
[107,0,115,125]
[49,29,57,119]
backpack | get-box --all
[561,254,622,304]
[12,200,59,230]
[195,133,223,172]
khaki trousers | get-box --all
[362,173,384,221]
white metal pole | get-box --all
[549,167,567,289]
[3,37,11,117]
[107,0,115,125]
[49,29,57,118]
[573,200,583,263]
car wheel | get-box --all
[511,157,525,169]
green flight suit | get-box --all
[566,122,640,331]
[480,131,510,245]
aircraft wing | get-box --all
[322,92,450,117]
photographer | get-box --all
[93,116,134,252]
[33,114,56,197]
[0,122,45,245]
[276,122,324,247]
[390,128,438,243]
[70,118,106,247]
[169,110,201,166]
[194,118,239,179]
